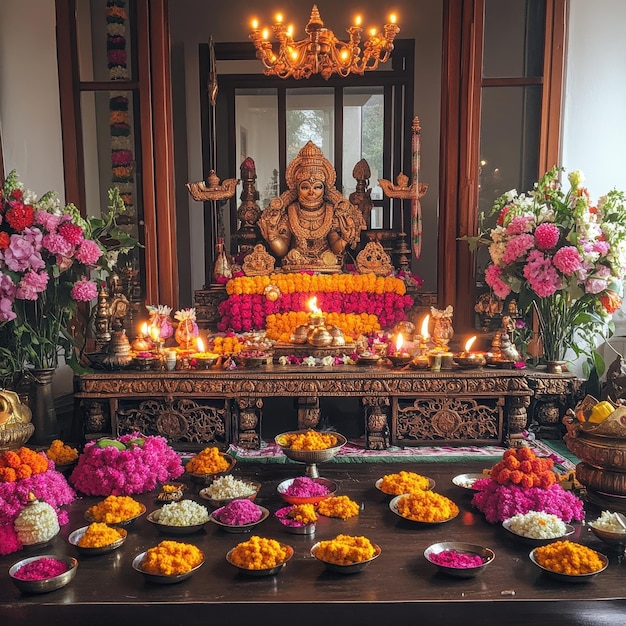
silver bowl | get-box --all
[452,473,487,490]
[68,525,127,555]
[85,502,146,527]
[589,523,626,548]
[226,542,294,576]
[311,541,381,574]
[198,478,262,508]
[375,475,436,495]
[132,550,204,584]
[529,546,608,582]
[277,477,337,505]
[389,494,459,524]
[275,505,317,535]
[502,518,575,546]
[187,453,237,483]
[146,509,209,535]
[9,554,78,593]
[208,504,269,533]
[275,431,347,478]
[424,541,495,578]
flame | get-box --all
[464,336,477,352]
[196,337,205,353]
[307,296,321,314]
[396,333,404,352]
[420,315,430,340]
[149,325,161,341]
[141,322,149,337]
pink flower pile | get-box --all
[471,479,584,524]
[0,464,76,556]
[69,432,184,496]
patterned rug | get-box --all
[227,438,577,472]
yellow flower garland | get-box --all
[226,273,406,297]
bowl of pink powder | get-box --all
[9,554,78,593]
[423,542,495,578]
[277,476,337,505]
[209,499,269,533]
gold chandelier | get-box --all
[249,5,400,80]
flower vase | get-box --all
[26,368,59,447]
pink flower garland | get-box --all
[69,432,184,496]
[0,468,76,556]
[471,479,584,524]
[217,290,414,333]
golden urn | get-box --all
[0,389,35,450]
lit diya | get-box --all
[190,338,218,369]
[454,336,486,368]
[387,333,411,367]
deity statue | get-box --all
[258,141,366,273]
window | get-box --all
[202,40,415,278]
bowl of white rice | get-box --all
[198,475,262,508]
[146,499,210,534]
[502,511,575,546]
[589,510,626,547]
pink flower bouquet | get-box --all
[70,432,184,496]
[0,465,76,555]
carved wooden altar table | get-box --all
[74,366,583,450]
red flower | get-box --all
[5,202,35,231]
[0,231,9,249]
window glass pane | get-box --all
[475,85,542,326]
[342,87,384,203]
[235,89,279,209]
[80,90,142,267]
[77,0,135,82]
[483,0,545,78]
[286,88,335,164]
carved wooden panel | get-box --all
[114,397,228,446]
[394,396,503,445]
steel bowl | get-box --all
[589,523,626,548]
[529,546,608,582]
[277,477,337,505]
[146,508,209,535]
[226,542,293,576]
[208,504,269,533]
[502,518,575,546]
[187,453,237,483]
[68,525,127,555]
[424,541,495,578]
[311,541,381,574]
[275,431,347,465]
[198,478,262,508]
[85,502,146,527]
[274,506,317,535]
[132,550,204,584]
[9,554,78,593]
[389,494,459,524]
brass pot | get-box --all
[291,324,309,344]
[308,325,333,347]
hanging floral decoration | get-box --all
[218,272,414,336]
[107,0,135,214]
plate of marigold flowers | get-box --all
[389,491,459,524]
[529,540,608,582]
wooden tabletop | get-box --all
[1,461,625,626]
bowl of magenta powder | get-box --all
[277,476,337,505]
[423,542,495,578]
[9,554,78,593]
[209,499,269,533]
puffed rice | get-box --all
[155,499,209,526]
[591,510,626,533]
[505,511,567,539]
[202,475,257,500]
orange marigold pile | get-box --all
[533,540,604,575]
[46,439,79,465]
[86,495,143,524]
[317,495,360,519]
[141,540,204,575]
[0,447,50,482]
[489,447,556,489]
[185,447,230,474]
[279,430,338,451]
